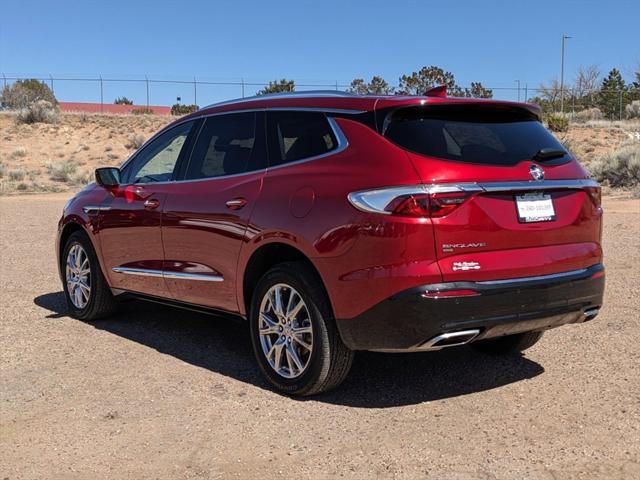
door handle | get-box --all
[144,198,161,210]
[226,198,248,210]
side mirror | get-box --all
[95,167,121,188]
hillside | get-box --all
[0,112,638,195]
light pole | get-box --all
[560,34,571,113]
[515,79,521,102]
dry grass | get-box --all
[0,111,171,194]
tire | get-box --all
[471,331,544,355]
[61,230,117,320]
[249,261,354,396]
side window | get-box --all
[267,111,337,167]
[185,112,259,179]
[123,121,194,184]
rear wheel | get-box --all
[249,262,354,396]
[62,231,117,320]
[472,331,544,355]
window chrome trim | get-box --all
[266,116,349,172]
[112,267,223,282]
[118,110,351,184]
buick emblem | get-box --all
[529,165,545,181]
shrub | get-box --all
[0,161,6,178]
[125,133,146,149]
[131,107,154,115]
[8,168,26,181]
[171,103,198,116]
[114,96,133,105]
[16,100,59,124]
[72,170,93,185]
[626,100,640,119]
[575,108,603,123]
[1,79,57,109]
[47,160,78,182]
[545,113,569,132]
[588,142,640,187]
[10,146,27,159]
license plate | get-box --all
[515,193,556,223]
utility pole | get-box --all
[560,34,571,113]
[515,79,521,102]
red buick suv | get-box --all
[57,89,605,395]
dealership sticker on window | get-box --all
[515,193,556,223]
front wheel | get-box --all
[471,331,544,355]
[61,231,117,320]
[249,262,354,396]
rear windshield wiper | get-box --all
[532,148,567,162]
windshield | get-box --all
[383,105,570,166]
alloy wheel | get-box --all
[258,283,313,379]
[65,244,91,309]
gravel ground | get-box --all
[1,193,639,480]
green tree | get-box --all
[256,79,295,95]
[0,79,57,109]
[449,82,493,99]
[397,66,457,95]
[347,76,394,95]
[114,96,133,105]
[598,68,626,119]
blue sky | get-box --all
[1,0,638,105]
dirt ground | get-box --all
[1,193,639,480]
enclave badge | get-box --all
[529,164,545,181]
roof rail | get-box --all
[200,90,355,110]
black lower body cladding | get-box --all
[336,264,605,351]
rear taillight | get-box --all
[585,186,602,208]
[348,184,480,218]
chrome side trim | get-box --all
[112,267,164,278]
[83,205,111,214]
[162,271,224,282]
[476,268,588,286]
[112,267,223,282]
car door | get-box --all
[97,120,198,297]
[161,111,267,312]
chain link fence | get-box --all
[1,73,638,120]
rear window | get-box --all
[267,111,337,167]
[383,105,570,166]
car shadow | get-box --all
[34,292,544,408]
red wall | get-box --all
[59,102,171,115]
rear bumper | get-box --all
[335,264,605,351]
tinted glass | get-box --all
[124,121,194,184]
[185,112,258,179]
[268,111,337,166]
[383,105,570,166]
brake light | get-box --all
[348,184,479,218]
[585,186,602,208]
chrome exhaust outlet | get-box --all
[583,307,600,320]
[417,329,481,351]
